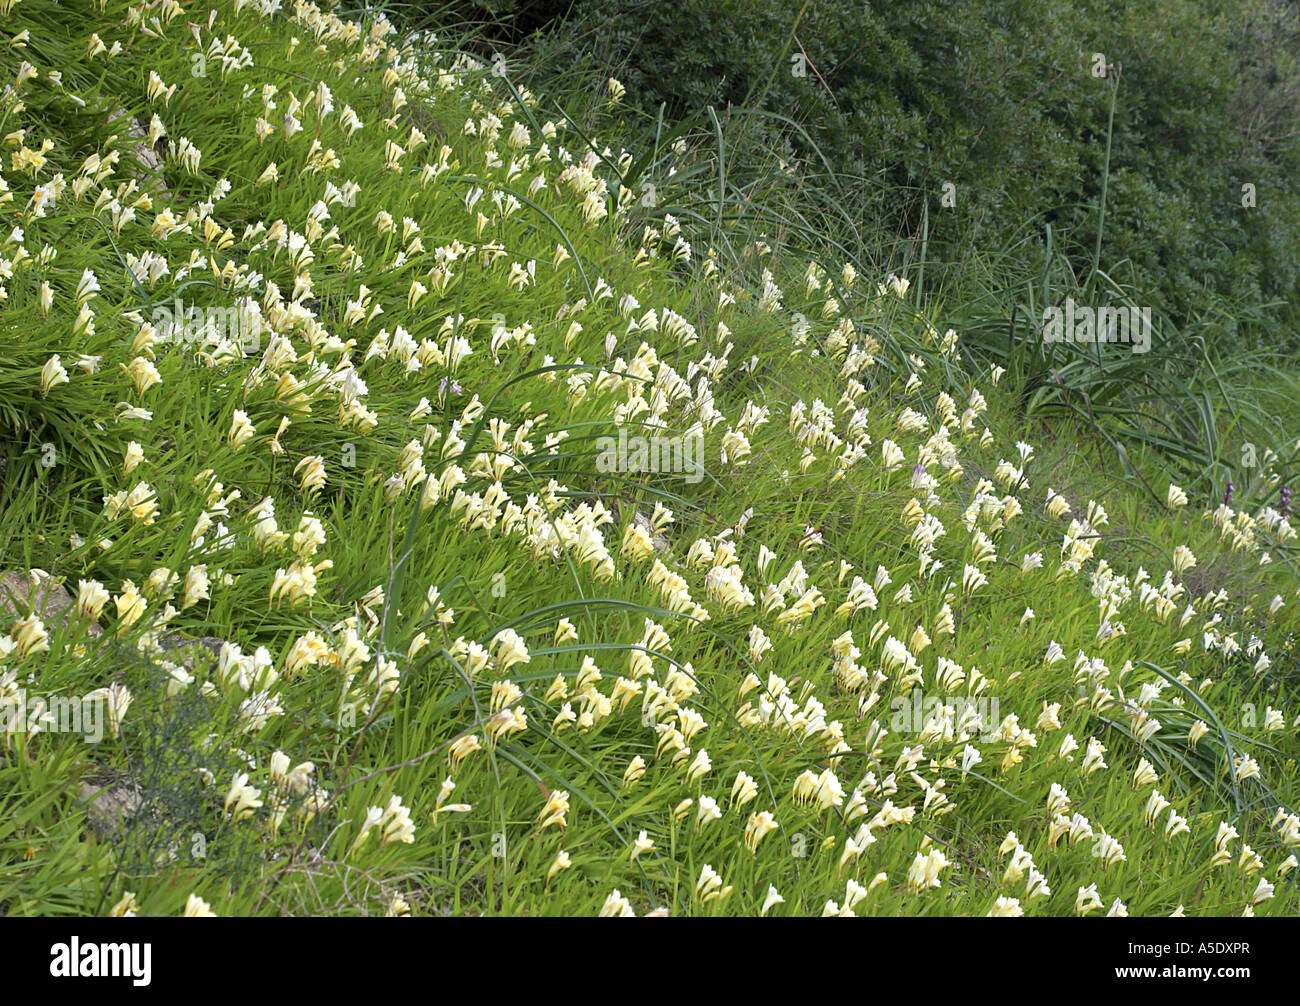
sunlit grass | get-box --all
[0,0,1296,917]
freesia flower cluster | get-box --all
[0,0,1297,917]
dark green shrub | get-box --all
[444,0,1300,338]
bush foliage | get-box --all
[462,0,1300,335]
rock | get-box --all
[0,569,101,636]
[156,634,227,672]
[78,775,145,835]
[105,106,168,196]
[632,510,671,554]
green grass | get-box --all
[0,0,1297,917]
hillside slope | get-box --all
[0,0,1297,916]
